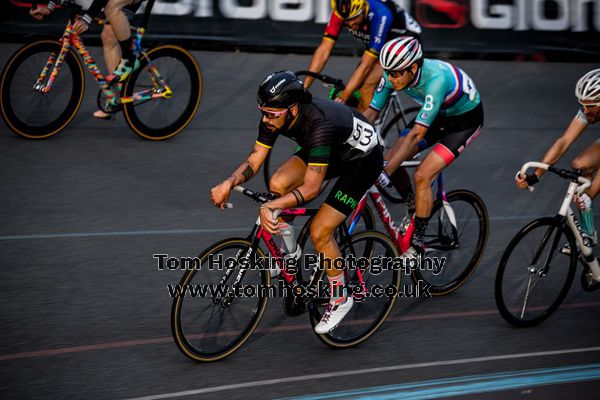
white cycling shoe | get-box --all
[314,297,354,334]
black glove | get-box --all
[525,173,540,186]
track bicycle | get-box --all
[171,186,401,362]
[0,0,202,140]
[495,162,600,328]
[345,165,489,296]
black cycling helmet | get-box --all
[257,71,307,109]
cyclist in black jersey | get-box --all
[211,71,383,334]
[30,0,144,119]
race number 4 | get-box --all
[462,75,477,101]
[346,117,379,153]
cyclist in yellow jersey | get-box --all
[304,0,421,111]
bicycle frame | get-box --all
[561,183,600,279]
[348,170,459,255]
[521,162,600,281]
[223,194,368,299]
[32,0,172,107]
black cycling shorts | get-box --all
[422,102,484,165]
[293,146,383,216]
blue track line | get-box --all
[282,363,600,400]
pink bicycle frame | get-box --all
[254,208,368,293]
[349,186,414,254]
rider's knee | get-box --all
[269,173,288,196]
[101,26,118,47]
[309,222,333,250]
[572,157,590,173]
[413,168,433,187]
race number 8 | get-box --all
[423,95,435,111]
[347,117,378,153]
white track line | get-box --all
[124,346,600,400]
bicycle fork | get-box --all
[34,25,75,94]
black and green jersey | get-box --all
[256,97,379,171]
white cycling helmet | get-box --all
[575,68,600,104]
[379,36,422,71]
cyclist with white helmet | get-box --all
[364,36,484,260]
[516,69,600,249]
[304,0,421,111]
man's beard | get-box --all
[264,112,293,132]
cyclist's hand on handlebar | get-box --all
[376,170,392,188]
[30,6,51,20]
[515,172,539,190]
[334,96,346,104]
[72,18,89,34]
[210,181,232,209]
[259,204,281,235]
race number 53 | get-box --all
[347,117,378,153]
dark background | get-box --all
[1,0,599,60]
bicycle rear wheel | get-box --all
[413,190,488,295]
[309,231,401,348]
[171,238,269,362]
[123,45,202,140]
[1,40,84,139]
[495,218,577,328]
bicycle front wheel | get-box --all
[413,190,489,295]
[1,40,84,139]
[309,230,401,348]
[123,45,202,140]
[171,238,269,362]
[495,218,577,328]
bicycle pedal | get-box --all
[581,270,600,292]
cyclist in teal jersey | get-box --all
[516,69,600,250]
[363,36,484,260]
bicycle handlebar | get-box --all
[233,185,277,203]
[519,162,592,192]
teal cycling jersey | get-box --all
[576,109,590,125]
[370,59,481,128]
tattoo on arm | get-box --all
[228,163,255,185]
[241,165,254,182]
[308,165,325,174]
[292,189,305,206]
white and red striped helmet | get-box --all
[379,37,422,71]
